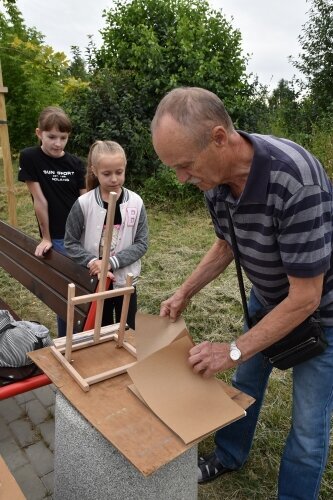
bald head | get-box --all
[151,87,234,149]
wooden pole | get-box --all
[0,60,17,226]
[93,191,117,342]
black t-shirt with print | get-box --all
[18,146,86,238]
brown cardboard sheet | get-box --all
[0,455,25,499]
[127,336,246,444]
[134,313,190,360]
[29,312,254,475]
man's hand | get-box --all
[188,341,236,378]
[35,239,52,257]
[160,290,190,322]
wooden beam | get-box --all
[50,346,90,392]
[0,60,17,226]
[93,191,117,342]
[117,273,133,347]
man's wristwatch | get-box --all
[229,341,242,362]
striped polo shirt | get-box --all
[205,131,333,326]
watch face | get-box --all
[230,348,241,361]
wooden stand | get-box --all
[51,191,137,391]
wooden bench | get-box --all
[0,220,98,400]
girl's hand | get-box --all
[88,260,115,281]
[35,239,52,257]
[88,259,104,275]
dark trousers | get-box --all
[102,286,137,330]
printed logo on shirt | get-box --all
[42,170,75,182]
[127,207,137,226]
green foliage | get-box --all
[64,0,264,185]
[98,0,252,109]
[292,0,333,117]
[63,68,157,185]
[307,115,333,178]
[139,165,204,210]
[263,78,312,145]
[261,77,333,181]
[267,79,300,136]
[68,45,88,80]
[0,0,82,152]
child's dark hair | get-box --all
[38,106,72,133]
[86,140,127,191]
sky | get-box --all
[14,0,310,90]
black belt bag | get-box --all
[225,203,328,371]
[251,308,328,370]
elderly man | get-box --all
[151,87,333,499]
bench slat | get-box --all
[0,237,93,304]
[0,220,99,330]
[0,220,97,292]
[0,250,88,326]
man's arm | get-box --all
[189,273,324,377]
[160,238,234,320]
[25,181,52,257]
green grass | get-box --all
[0,158,332,498]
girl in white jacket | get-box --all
[65,140,148,329]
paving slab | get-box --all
[0,397,24,422]
[14,462,49,500]
[25,441,54,477]
[9,419,37,447]
[0,415,12,441]
[33,385,56,408]
[0,386,55,499]
[38,420,55,451]
[24,398,50,426]
[0,437,29,469]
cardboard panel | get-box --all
[134,313,190,360]
[128,336,246,444]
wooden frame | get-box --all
[50,192,137,391]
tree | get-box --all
[0,0,69,151]
[266,79,308,140]
[66,0,262,184]
[292,0,333,116]
[68,46,88,80]
[97,0,252,109]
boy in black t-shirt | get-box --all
[18,106,86,336]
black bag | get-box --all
[251,308,328,370]
[0,310,53,386]
[0,364,43,386]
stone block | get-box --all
[54,392,197,500]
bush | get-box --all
[139,166,204,210]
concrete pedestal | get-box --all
[53,392,198,500]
